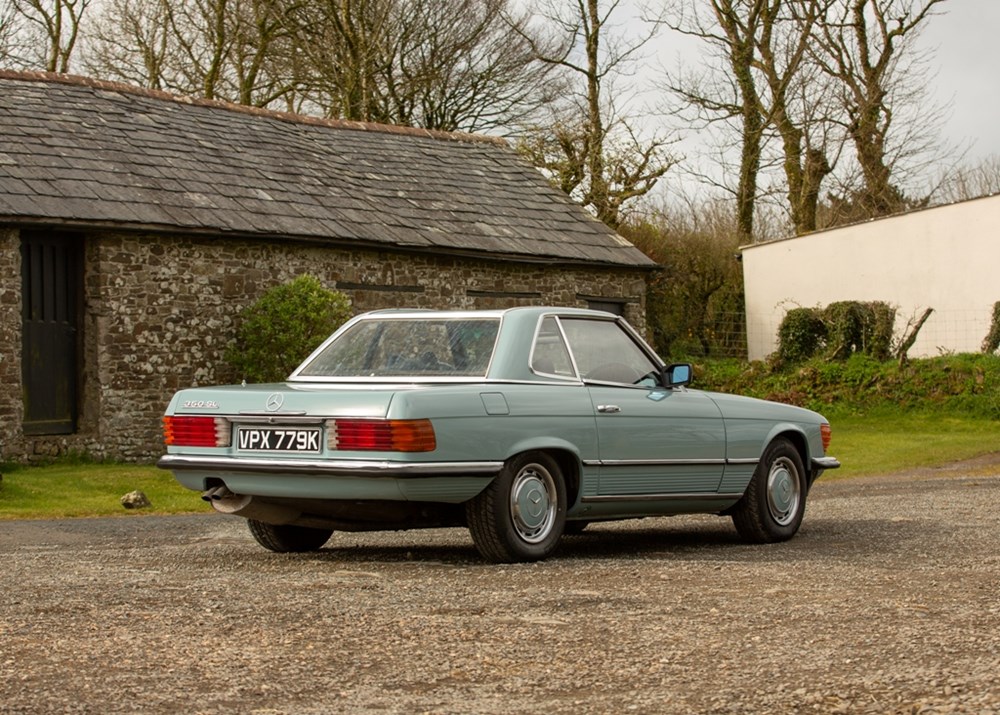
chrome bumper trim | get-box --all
[812,456,841,470]
[158,454,503,478]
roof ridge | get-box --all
[0,69,508,147]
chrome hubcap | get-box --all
[766,457,801,526]
[510,463,556,543]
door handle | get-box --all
[596,404,621,414]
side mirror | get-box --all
[662,363,692,388]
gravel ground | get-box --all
[2,463,1000,715]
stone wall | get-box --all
[1,229,649,463]
[0,228,22,460]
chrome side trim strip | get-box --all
[158,455,503,478]
[582,458,754,467]
[582,492,744,503]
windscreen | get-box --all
[297,318,501,378]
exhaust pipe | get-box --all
[209,491,300,525]
[201,486,230,502]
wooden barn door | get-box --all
[21,232,81,435]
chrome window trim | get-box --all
[528,314,581,381]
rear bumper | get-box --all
[157,454,502,503]
[812,456,841,472]
[157,454,503,477]
[812,456,840,470]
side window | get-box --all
[560,318,658,385]
[530,317,576,378]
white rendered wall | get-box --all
[742,193,1000,360]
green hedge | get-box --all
[777,301,896,364]
[694,353,1000,419]
[982,301,1000,354]
[225,275,352,383]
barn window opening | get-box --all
[584,299,625,316]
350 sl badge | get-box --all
[182,400,219,409]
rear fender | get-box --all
[501,437,585,509]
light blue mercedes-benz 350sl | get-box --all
[158,306,839,563]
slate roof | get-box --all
[0,71,654,268]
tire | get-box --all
[731,438,807,543]
[466,451,567,563]
[247,519,333,553]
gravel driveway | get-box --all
[2,465,999,714]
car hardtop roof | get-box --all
[357,306,619,320]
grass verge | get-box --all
[823,410,1000,479]
[0,462,210,520]
[2,410,999,519]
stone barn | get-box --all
[0,71,655,462]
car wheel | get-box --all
[731,438,806,543]
[247,519,333,553]
[466,451,566,563]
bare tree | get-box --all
[516,0,676,229]
[658,0,773,243]
[935,155,1000,204]
[392,1,554,132]
[83,0,173,90]
[80,0,552,128]
[84,0,298,107]
[9,0,91,72]
[812,0,947,219]
[287,0,552,132]
[286,0,394,121]
[756,0,836,234]
[659,0,841,240]
[1,1,20,66]
[226,0,296,106]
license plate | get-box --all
[236,427,322,453]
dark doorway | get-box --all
[21,232,82,435]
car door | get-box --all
[559,317,726,497]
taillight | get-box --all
[327,419,436,452]
[820,423,832,452]
[163,416,231,447]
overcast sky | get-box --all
[623,0,999,201]
[919,0,1000,161]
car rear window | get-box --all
[296,318,500,378]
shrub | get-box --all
[777,307,827,363]
[982,301,1000,354]
[225,275,352,383]
[863,302,896,361]
[825,301,896,361]
[776,301,896,364]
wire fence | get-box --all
[662,309,999,362]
